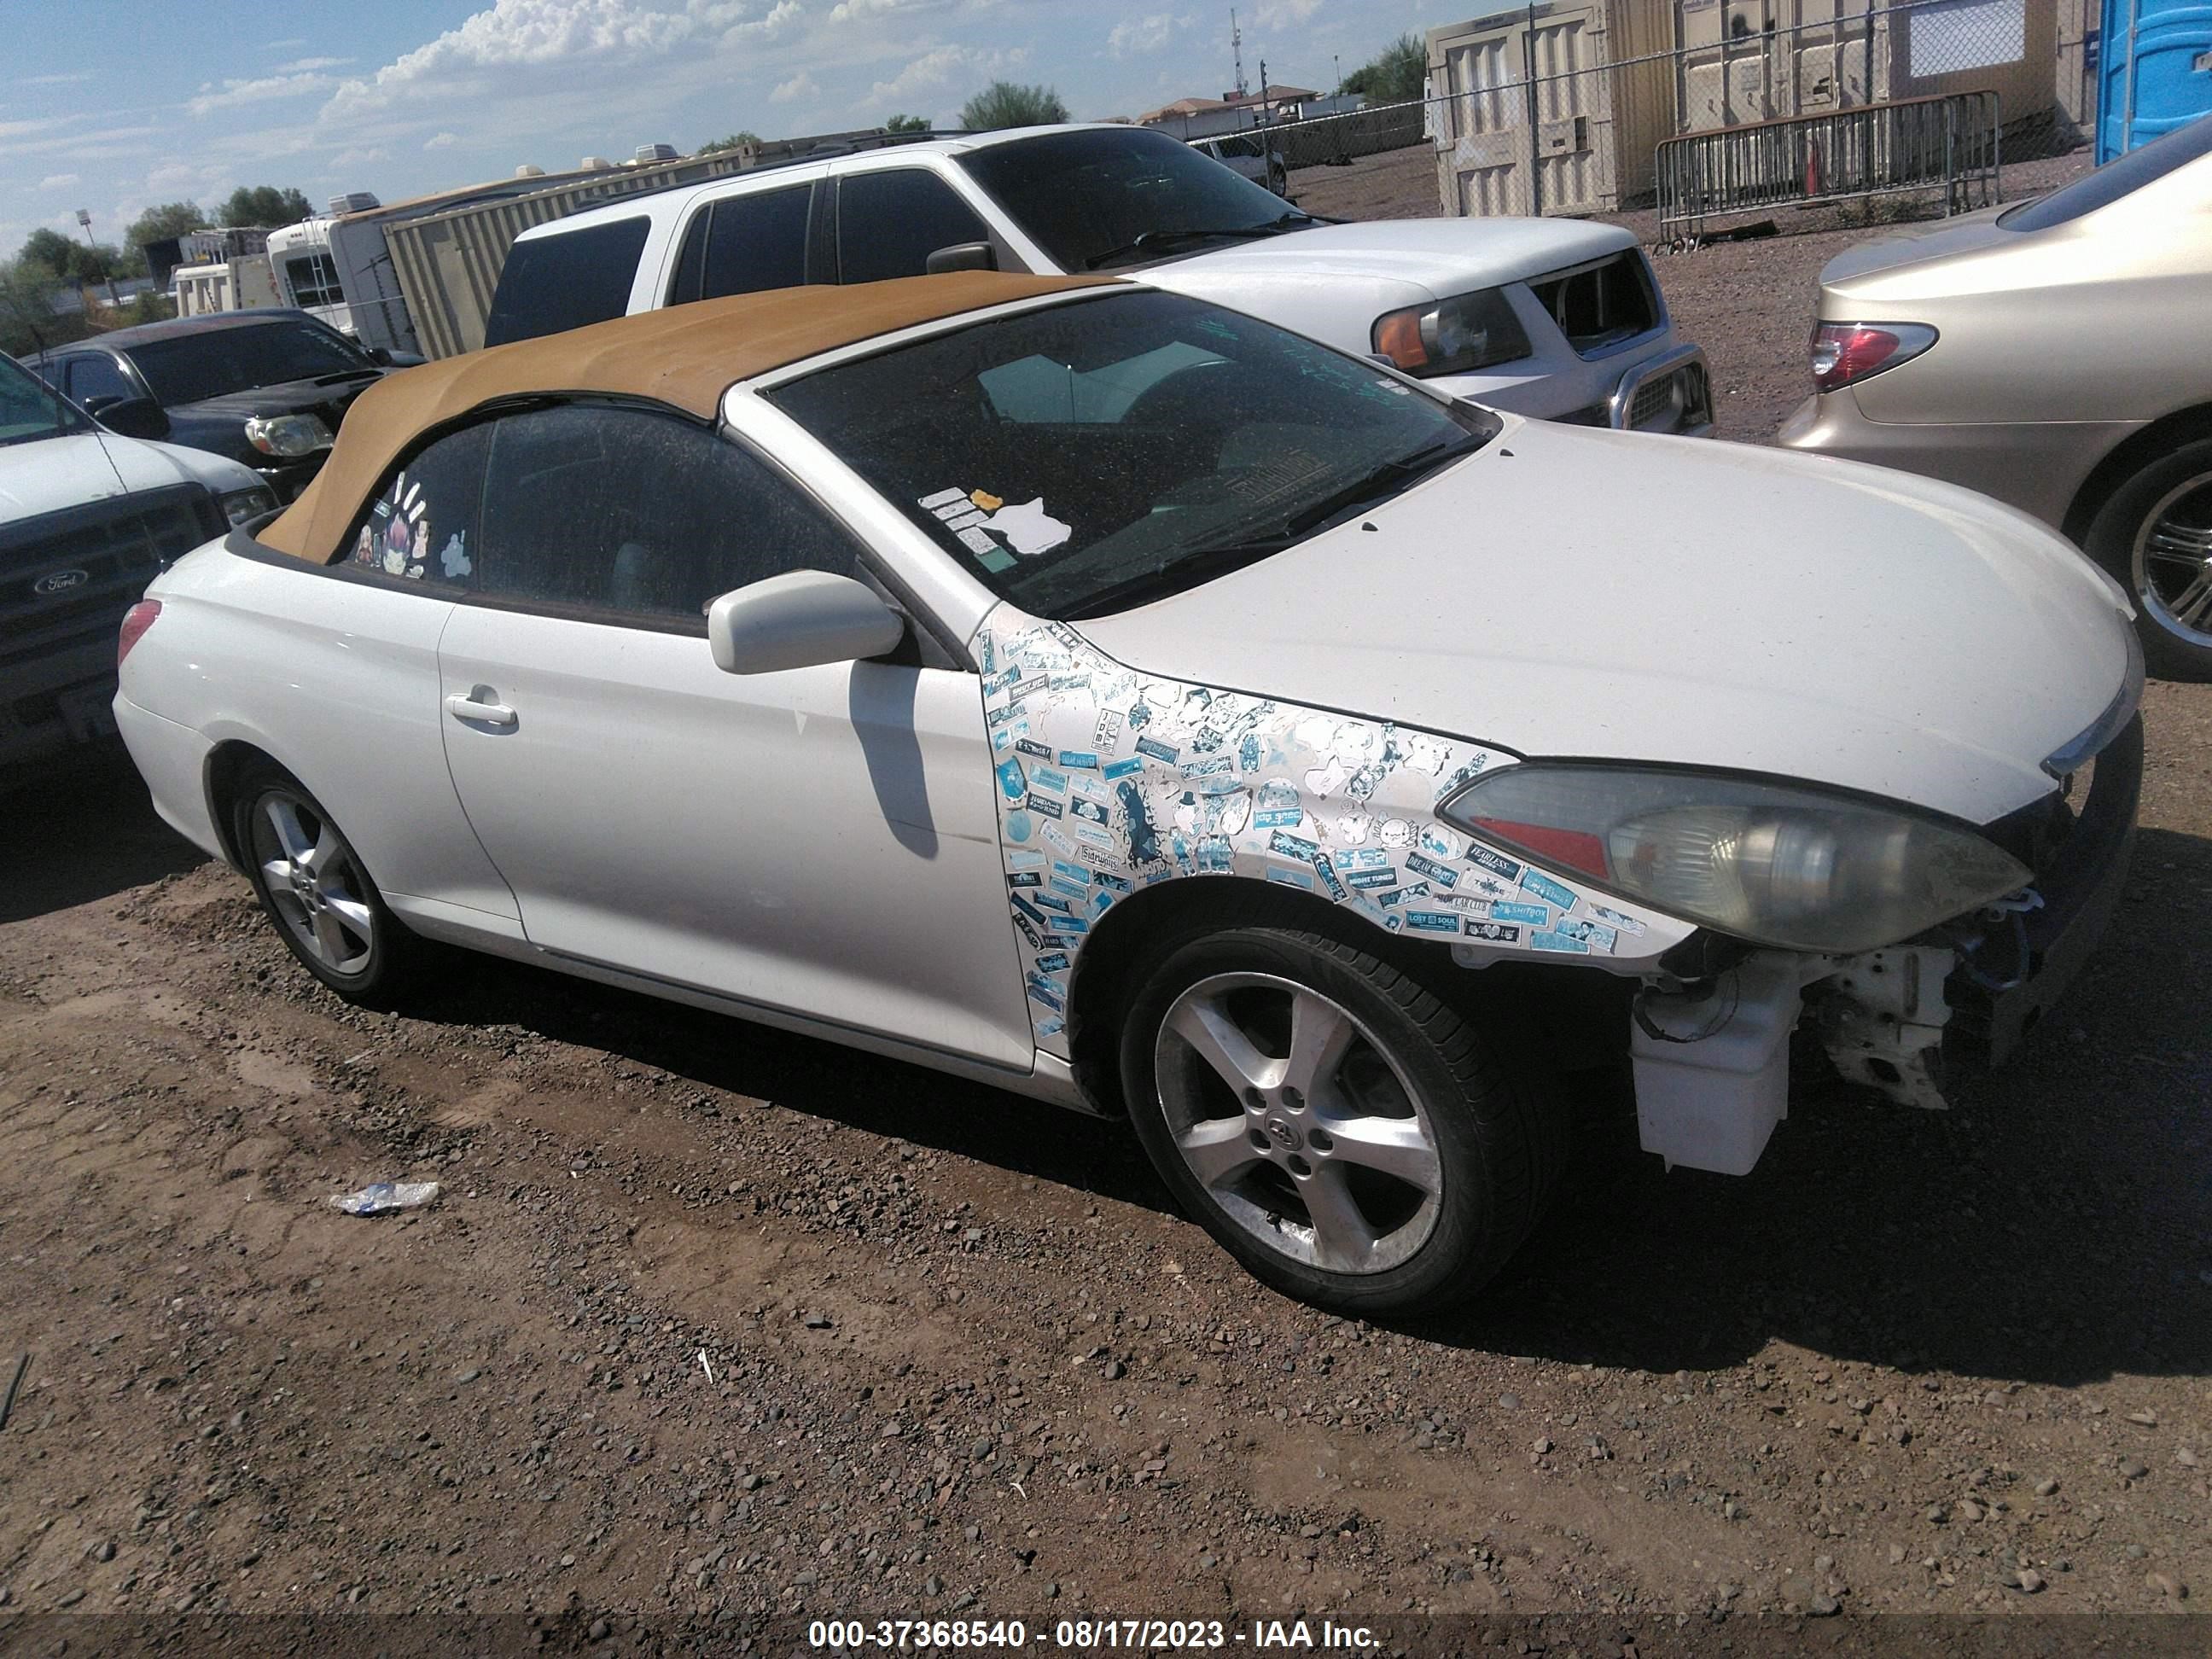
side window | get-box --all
[701,184,812,300]
[284,252,343,309]
[344,422,489,585]
[837,170,990,284]
[474,404,862,626]
[482,216,652,347]
[67,355,134,407]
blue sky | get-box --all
[3,0,1458,255]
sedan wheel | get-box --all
[232,765,422,1006]
[2089,436,2212,683]
[2132,471,2212,655]
[1155,973,1443,1276]
[1121,923,1561,1317]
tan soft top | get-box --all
[259,271,1111,565]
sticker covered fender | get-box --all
[978,619,1694,1058]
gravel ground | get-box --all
[3,148,2207,1646]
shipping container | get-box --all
[2098,0,2212,159]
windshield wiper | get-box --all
[311,368,383,386]
[1083,212,1317,271]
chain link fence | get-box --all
[1245,0,2089,231]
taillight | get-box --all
[1810,322,1937,393]
[119,599,161,667]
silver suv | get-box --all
[487,125,1712,436]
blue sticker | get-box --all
[1181,755,1234,779]
[1010,908,1041,948]
[1347,867,1399,891]
[1027,794,1065,820]
[1055,914,1091,937]
[1102,757,1144,781]
[1136,736,1180,764]
[987,701,1026,729]
[1058,750,1099,771]
[1266,867,1316,891]
[1016,737,1052,760]
[1464,920,1520,943]
[1051,859,1091,885]
[1118,782,1161,864]
[1590,904,1647,935]
[1069,798,1110,828]
[1529,930,1589,954]
[1466,846,1522,882]
[1091,888,1115,917]
[1403,851,1459,889]
[1010,894,1051,929]
[1377,882,1430,909]
[1405,910,1460,934]
[996,757,1026,800]
[1005,871,1042,889]
[1005,848,1045,870]
[1049,877,1087,901]
[1027,980,1066,1013]
[1309,853,1348,900]
[1335,848,1390,870]
[1491,901,1549,925]
[1554,917,1618,952]
[1521,869,1578,911]
[1028,765,1067,795]
[1270,830,1321,862]
[1253,807,1304,830]
[1091,870,1133,894]
[1004,810,1033,843]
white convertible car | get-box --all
[114,274,2142,1315]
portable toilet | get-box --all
[2098,0,2212,160]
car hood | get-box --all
[172,373,381,422]
[1073,422,2136,825]
[0,430,253,521]
[1817,204,2017,292]
[1149,216,1638,299]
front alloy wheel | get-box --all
[2088,437,2212,682]
[1121,923,1561,1317]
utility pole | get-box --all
[74,207,119,307]
[1231,8,1248,99]
[1259,55,1269,112]
[1333,54,1342,99]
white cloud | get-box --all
[770,70,818,103]
[424,131,460,149]
[37,172,79,189]
[1254,0,1322,24]
[1107,12,1189,55]
[274,55,353,73]
[866,43,1022,106]
[188,71,337,117]
[329,145,391,171]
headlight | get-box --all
[243,412,334,457]
[219,486,280,527]
[1371,288,1531,378]
[1437,765,2031,954]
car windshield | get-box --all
[765,289,1494,620]
[954,128,1313,271]
[1999,111,2212,231]
[125,319,375,405]
[0,353,89,445]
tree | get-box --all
[126,201,209,251]
[958,82,1068,131]
[1343,32,1426,102]
[18,228,83,280]
[0,258,91,358]
[221,185,314,228]
[883,113,930,134]
[697,131,761,154]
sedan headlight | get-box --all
[1437,765,2031,954]
[1371,288,1531,378]
[219,486,280,527]
[243,412,334,457]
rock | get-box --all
[2119,1458,2150,1480]
[1888,1545,1906,1565]
[802,1313,833,1330]
[793,1569,818,1587]
[2127,1410,2158,1426]
[971,1437,993,1461]
[1532,1438,1552,1455]
[1925,1505,1947,1524]
[1103,1359,1126,1381]
[589,1620,611,1641]
[924,1574,943,1596]
[1498,1394,1521,1412]
[2011,1568,2046,1593]
[2148,1572,2187,1601]
[2034,1477,2060,1497]
[1809,1594,1841,1616]
[57,1589,84,1608]
[88,1541,114,1563]
[1957,1499,1984,1522]
[457,1369,480,1384]
[1814,1554,1836,1575]
[2176,1448,2198,1468]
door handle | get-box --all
[445,689,517,729]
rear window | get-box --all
[667,184,813,306]
[837,170,992,283]
[1999,111,2212,231]
[1524,253,1658,358]
[484,217,650,347]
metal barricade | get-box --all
[1655,90,2000,247]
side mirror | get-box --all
[707,570,905,675]
[367,346,393,366]
[925,241,998,276]
[96,397,170,439]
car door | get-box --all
[833,166,1021,281]
[434,399,1033,1069]
[61,352,139,415]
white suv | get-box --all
[487,125,1712,436]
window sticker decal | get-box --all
[976,620,1694,1061]
[982,497,1072,558]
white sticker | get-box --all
[956,526,998,556]
[985,497,1073,557]
[940,508,987,532]
[918,486,968,509]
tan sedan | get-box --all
[1780,114,2212,678]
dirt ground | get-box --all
[3,153,2209,1647]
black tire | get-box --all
[2084,434,2212,683]
[230,762,424,1009]
[1118,923,1560,1318]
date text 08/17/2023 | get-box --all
[806,1619,1381,1650]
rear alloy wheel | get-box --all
[234,767,421,1005]
[1120,925,1557,1317]
[2087,438,2212,682]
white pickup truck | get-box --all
[486,124,1712,437]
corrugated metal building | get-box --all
[1431,0,2066,217]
